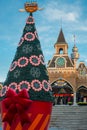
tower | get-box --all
[71,35,79,68]
[54,28,68,55]
[48,28,73,69]
[47,28,77,105]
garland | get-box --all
[42,80,49,92]
[9,55,45,72]
[18,37,24,47]
[24,32,35,41]
[1,80,51,96]
[18,57,29,67]
[18,81,30,91]
[29,55,40,66]
[39,55,45,65]
[1,86,8,97]
[31,79,42,91]
[9,82,17,91]
[26,16,34,24]
[10,61,17,71]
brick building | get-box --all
[47,28,87,105]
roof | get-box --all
[55,28,67,44]
[48,56,74,68]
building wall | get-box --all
[47,68,87,93]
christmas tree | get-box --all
[1,2,53,130]
[1,13,53,102]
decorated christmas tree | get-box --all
[1,13,53,102]
[1,2,53,130]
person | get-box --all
[53,96,57,105]
[81,95,84,102]
[68,96,71,102]
[62,96,65,104]
[57,96,60,105]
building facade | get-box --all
[47,28,87,105]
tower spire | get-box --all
[54,28,68,55]
[61,18,62,29]
[73,34,76,46]
[57,28,66,43]
[71,34,79,67]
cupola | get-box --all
[54,28,68,55]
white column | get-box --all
[73,92,77,106]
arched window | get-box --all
[78,63,87,76]
[51,79,73,105]
[76,86,87,103]
[59,48,63,54]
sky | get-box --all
[0,0,87,82]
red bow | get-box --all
[2,88,32,126]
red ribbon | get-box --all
[2,88,32,126]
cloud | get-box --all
[76,26,87,31]
[43,1,80,22]
[37,25,52,33]
[45,8,78,22]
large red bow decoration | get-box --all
[2,88,32,126]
